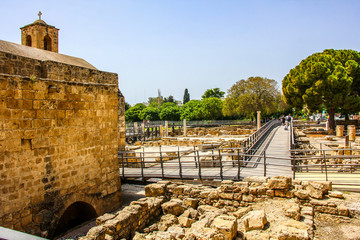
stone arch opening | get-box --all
[43,35,52,51]
[26,35,32,46]
[53,201,97,237]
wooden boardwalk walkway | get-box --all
[120,125,294,180]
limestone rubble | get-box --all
[80,176,360,240]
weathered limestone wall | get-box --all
[83,177,359,240]
[0,51,123,237]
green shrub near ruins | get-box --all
[139,107,160,121]
[125,103,146,122]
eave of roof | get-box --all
[0,39,96,70]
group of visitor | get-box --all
[280,114,292,130]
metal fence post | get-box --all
[197,150,202,180]
[193,146,197,168]
[178,146,183,180]
[237,149,241,180]
[323,150,328,181]
[219,149,223,180]
[140,152,144,181]
[159,146,164,178]
[263,151,266,177]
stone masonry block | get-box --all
[243,210,268,232]
[267,176,292,190]
[145,183,167,197]
[210,215,237,240]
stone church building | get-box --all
[0,13,125,238]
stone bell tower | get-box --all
[20,11,59,53]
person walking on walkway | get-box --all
[280,115,286,126]
[285,114,292,130]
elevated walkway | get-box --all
[239,125,292,178]
[120,121,293,181]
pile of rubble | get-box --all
[79,176,360,240]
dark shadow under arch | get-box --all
[26,35,32,47]
[53,201,97,238]
[44,35,52,51]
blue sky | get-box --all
[1,0,359,104]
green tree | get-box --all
[180,100,202,120]
[282,49,360,131]
[124,102,131,111]
[161,102,177,109]
[202,88,225,99]
[183,88,190,104]
[164,95,175,103]
[199,97,223,120]
[125,103,146,122]
[223,77,279,119]
[139,107,160,121]
[147,97,162,108]
[160,104,181,121]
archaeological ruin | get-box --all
[80,177,360,240]
[2,13,360,240]
[0,14,125,238]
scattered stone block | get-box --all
[183,197,198,209]
[158,214,179,231]
[273,220,310,240]
[232,206,253,219]
[267,176,292,190]
[243,176,269,183]
[284,203,301,221]
[161,200,186,216]
[167,226,185,239]
[243,210,268,232]
[329,191,344,199]
[294,189,310,200]
[303,181,331,199]
[145,183,166,197]
[178,216,195,228]
[211,215,238,240]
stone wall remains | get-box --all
[0,51,124,238]
[82,176,359,240]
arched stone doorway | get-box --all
[53,201,97,238]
